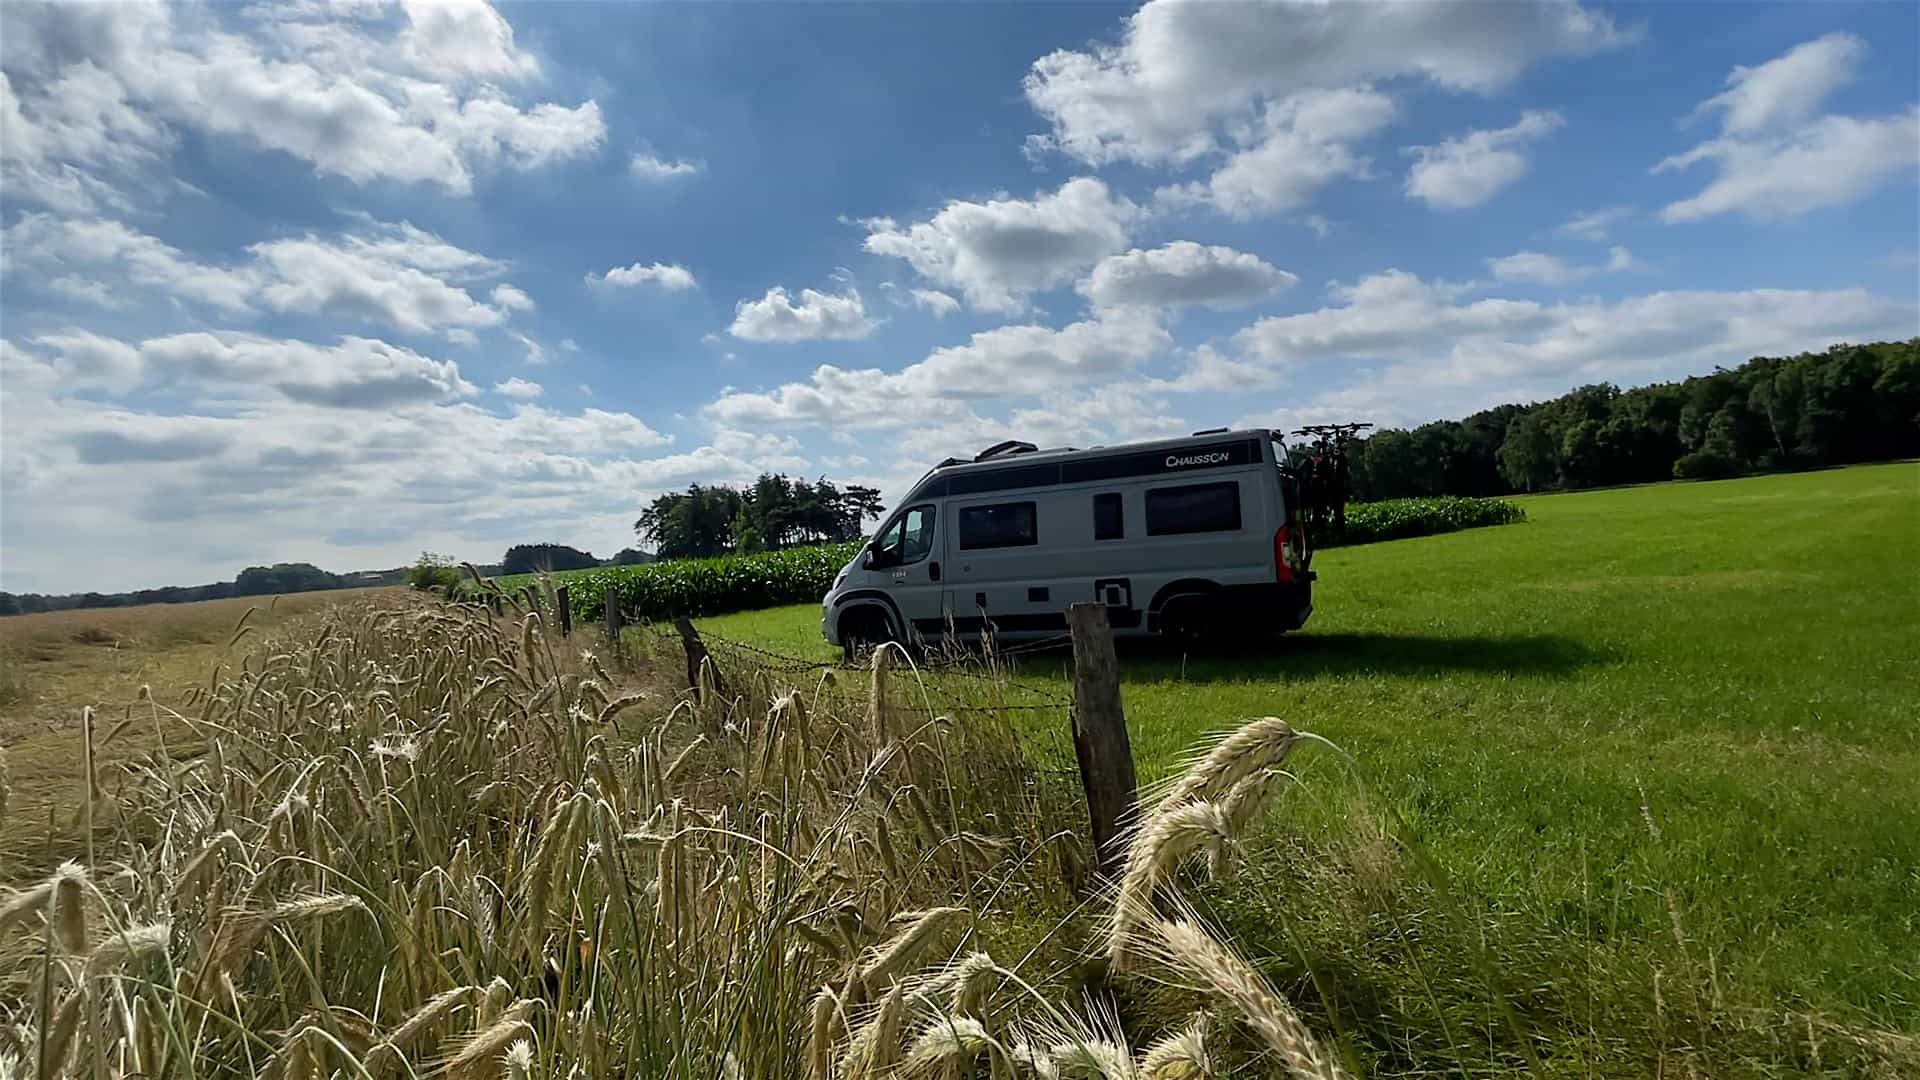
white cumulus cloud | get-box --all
[0,0,603,209]
[728,286,876,342]
[1080,241,1296,310]
[909,289,959,317]
[630,152,702,180]
[1404,110,1564,210]
[1023,0,1628,166]
[708,308,1169,430]
[1486,246,1636,287]
[1656,35,1920,223]
[2,214,527,337]
[1558,206,1632,241]
[587,261,698,291]
[490,283,535,312]
[1688,31,1865,136]
[863,177,1139,312]
[1155,87,1398,219]
[493,376,543,399]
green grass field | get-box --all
[697,463,1920,1073]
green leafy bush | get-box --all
[405,552,462,593]
[554,541,862,623]
[1328,496,1525,547]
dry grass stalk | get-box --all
[370,984,479,1063]
[274,1023,323,1080]
[866,644,896,744]
[1108,802,1234,971]
[203,893,367,985]
[1138,1016,1209,1079]
[1137,918,1343,1080]
[82,921,171,977]
[36,991,84,1078]
[903,1015,996,1075]
[860,907,968,992]
[805,984,843,1080]
[1150,718,1301,817]
[445,999,538,1079]
[841,980,908,1079]
[503,1038,535,1080]
[0,879,56,938]
[50,860,89,954]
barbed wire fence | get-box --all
[618,618,1086,782]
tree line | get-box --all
[0,562,412,616]
[635,475,885,560]
[497,543,653,575]
[1343,340,1918,502]
[9,340,1910,615]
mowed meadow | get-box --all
[700,462,1920,1067]
[0,463,1913,1078]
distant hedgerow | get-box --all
[506,496,1521,622]
[1327,496,1525,547]
[535,542,862,624]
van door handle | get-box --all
[928,561,941,581]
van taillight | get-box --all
[1274,525,1295,583]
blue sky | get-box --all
[2,0,1916,594]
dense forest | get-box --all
[1343,340,1918,502]
[636,475,885,559]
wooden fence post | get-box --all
[556,585,572,636]
[1067,602,1138,878]
[604,589,623,653]
[674,616,724,699]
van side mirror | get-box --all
[862,546,881,569]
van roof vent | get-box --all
[974,439,1038,462]
[1191,426,1229,436]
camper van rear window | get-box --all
[959,502,1038,549]
[1145,482,1241,536]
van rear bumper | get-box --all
[1206,580,1314,633]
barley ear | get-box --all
[1138,917,1342,1080]
[1138,1015,1210,1079]
[1152,718,1301,815]
[1108,802,1233,971]
[50,861,88,954]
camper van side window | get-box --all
[1093,492,1124,540]
[870,504,935,567]
[1145,482,1241,535]
[958,502,1037,549]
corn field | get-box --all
[0,595,1348,1079]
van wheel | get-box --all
[1157,594,1219,646]
[840,609,897,662]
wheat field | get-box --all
[1,593,1358,1079]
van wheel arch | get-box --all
[837,603,900,660]
[1148,579,1222,638]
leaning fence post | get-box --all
[556,585,572,636]
[674,615,724,700]
[1068,602,1139,878]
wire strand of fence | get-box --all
[633,620,1076,705]
[620,616,1083,775]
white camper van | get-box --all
[821,429,1314,655]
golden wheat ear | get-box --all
[1128,897,1344,1080]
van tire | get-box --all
[839,608,897,662]
[1156,592,1219,645]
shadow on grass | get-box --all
[1008,630,1607,681]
